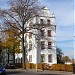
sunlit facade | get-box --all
[15,6,57,65]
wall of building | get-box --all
[14,6,57,65]
[26,6,57,65]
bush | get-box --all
[65,65,73,72]
[26,63,47,70]
[15,63,22,68]
[26,63,30,70]
[52,64,73,72]
[52,64,61,71]
[42,63,47,70]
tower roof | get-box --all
[42,6,49,10]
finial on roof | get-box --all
[42,6,49,10]
[52,12,55,17]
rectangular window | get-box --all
[29,33,32,39]
[18,58,20,63]
[29,55,32,62]
[21,58,22,63]
[15,59,17,63]
[41,41,45,49]
[29,43,32,50]
[48,54,52,62]
[47,20,50,24]
[48,42,52,49]
[41,54,45,62]
[40,19,43,24]
[48,30,51,37]
[40,30,44,37]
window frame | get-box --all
[41,41,45,49]
[47,19,50,24]
[40,19,43,24]
[29,55,32,62]
[40,30,44,37]
[48,41,52,49]
[41,54,45,62]
[48,54,52,62]
[48,30,51,37]
[29,43,32,50]
[29,33,32,39]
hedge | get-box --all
[52,64,73,72]
[15,63,73,72]
[15,63,22,68]
[26,63,47,70]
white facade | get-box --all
[16,6,57,65]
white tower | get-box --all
[27,6,57,65]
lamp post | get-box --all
[36,15,41,72]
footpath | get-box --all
[6,69,75,75]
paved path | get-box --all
[6,69,74,75]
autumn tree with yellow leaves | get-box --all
[2,27,21,64]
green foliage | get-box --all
[56,47,64,64]
[52,64,73,72]
[63,56,71,63]
[2,27,21,54]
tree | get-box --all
[0,0,40,69]
[2,27,21,64]
[63,56,71,63]
[71,58,75,64]
[56,47,64,63]
[0,39,3,62]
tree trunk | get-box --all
[8,53,9,63]
[13,53,15,64]
[0,54,2,63]
[22,33,26,69]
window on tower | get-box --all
[40,19,43,24]
[48,42,52,49]
[48,54,52,62]
[40,30,44,37]
[29,33,32,39]
[48,30,51,37]
[47,20,50,24]
[29,43,32,50]
[41,41,45,49]
[41,54,45,62]
[29,41,32,50]
[29,55,32,62]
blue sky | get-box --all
[38,0,74,59]
[0,0,74,59]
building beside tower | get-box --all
[15,6,57,65]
